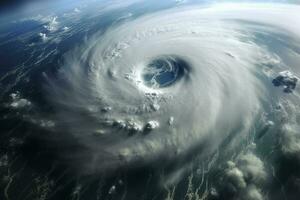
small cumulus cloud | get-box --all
[39,32,48,42]
[74,8,81,13]
[9,92,31,109]
[62,26,70,31]
[43,16,59,32]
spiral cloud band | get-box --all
[48,3,300,176]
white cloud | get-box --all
[244,185,264,200]
[225,166,247,189]
[43,16,59,32]
[280,124,300,156]
[74,8,81,13]
[9,92,31,109]
[237,153,267,184]
[222,152,266,200]
[39,32,48,42]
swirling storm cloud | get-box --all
[0,1,300,200]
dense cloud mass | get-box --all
[219,151,267,200]
[52,5,267,171]
[0,1,300,200]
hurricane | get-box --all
[1,1,300,200]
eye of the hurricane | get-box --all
[142,56,189,88]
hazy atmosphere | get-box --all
[0,1,300,200]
